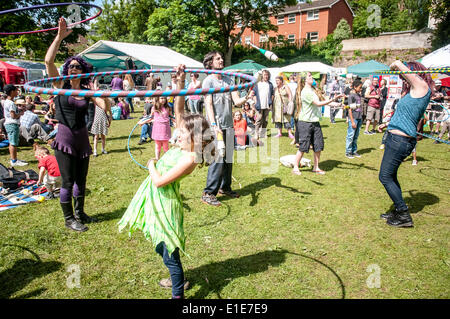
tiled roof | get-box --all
[282,0,353,15]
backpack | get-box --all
[0,163,39,190]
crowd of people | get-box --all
[1,17,449,300]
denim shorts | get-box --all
[5,123,19,146]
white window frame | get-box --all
[259,34,269,43]
[244,36,251,44]
[276,35,284,43]
[277,15,285,25]
[306,32,319,42]
[237,20,242,28]
[288,34,295,43]
[307,9,319,21]
[288,14,296,23]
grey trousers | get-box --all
[20,124,49,143]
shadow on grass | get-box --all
[94,207,127,222]
[186,249,345,299]
[384,190,440,216]
[0,245,63,299]
[320,159,377,172]
[219,177,311,206]
[357,147,376,155]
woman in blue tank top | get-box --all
[378,60,435,228]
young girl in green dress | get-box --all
[118,65,214,299]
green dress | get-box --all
[118,147,194,256]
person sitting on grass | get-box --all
[118,98,131,119]
[34,145,61,199]
[3,84,28,167]
[118,64,215,299]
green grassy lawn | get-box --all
[0,107,449,299]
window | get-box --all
[245,36,251,44]
[307,9,319,21]
[288,14,296,23]
[277,35,284,43]
[288,34,295,43]
[277,15,285,25]
[259,34,268,43]
[237,20,242,28]
[306,32,319,42]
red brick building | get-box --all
[235,0,354,46]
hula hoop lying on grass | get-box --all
[24,69,257,98]
[0,3,102,35]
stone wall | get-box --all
[334,30,433,68]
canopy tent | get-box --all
[0,61,26,85]
[6,60,46,82]
[78,40,203,72]
[418,44,450,69]
[223,60,267,75]
[279,61,338,75]
[346,60,389,78]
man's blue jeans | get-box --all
[345,119,362,154]
[204,128,234,195]
[379,132,416,211]
[155,242,184,298]
[140,123,152,140]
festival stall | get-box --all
[418,44,450,86]
[78,40,204,86]
[0,61,26,86]
[223,60,267,76]
[6,60,46,82]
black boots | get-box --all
[386,208,414,228]
[73,196,96,224]
[61,201,88,232]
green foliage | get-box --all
[0,0,92,60]
[144,0,298,66]
[430,0,450,49]
[311,34,343,65]
[144,0,221,62]
[350,0,432,38]
[333,19,352,42]
[90,0,157,44]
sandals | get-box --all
[292,169,301,175]
[312,169,326,175]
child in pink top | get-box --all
[151,96,172,159]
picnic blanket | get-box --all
[0,185,48,211]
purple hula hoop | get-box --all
[0,2,102,35]
[24,69,257,98]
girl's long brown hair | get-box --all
[154,97,169,113]
[181,114,215,166]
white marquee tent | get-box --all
[419,44,450,69]
[279,61,338,75]
[78,40,203,71]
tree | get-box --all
[333,18,352,42]
[145,0,297,66]
[0,0,93,60]
[90,0,156,43]
[144,0,220,61]
[350,0,431,38]
[430,0,450,49]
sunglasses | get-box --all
[69,64,83,70]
